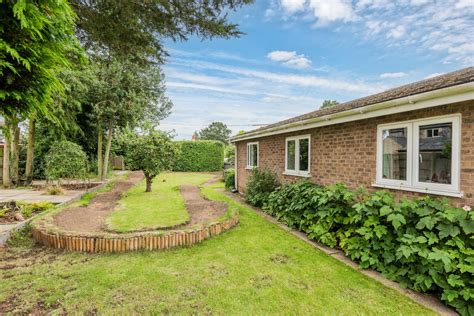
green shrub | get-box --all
[224,168,235,190]
[262,180,474,315]
[245,168,279,207]
[45,140,88,182]
[173,140,224,172]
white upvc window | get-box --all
[375,114,461,197]
[246,142,259,169]
[284,134,311,177]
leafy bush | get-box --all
[173,140,224,172]
[45,140,89,182]
[245,168,279,207]
[262,180,474,314]
[225,145,235,161]
[44,185,64,196]
[224,168,235,190]
[17,201,54,218]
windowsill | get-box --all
[245,166,257,170]
[372,183,464,198]
[283,171,311,178]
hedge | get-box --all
[173,140,224,172]
[259,180,473,315]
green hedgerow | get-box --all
[262,180,474,315]
[173,140,224,172]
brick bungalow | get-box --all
[230,67,474,207]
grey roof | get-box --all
[237,66,474,138]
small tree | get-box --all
[123,129,176,192]
[45,140,88,184]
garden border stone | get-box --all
[32,215,239,252]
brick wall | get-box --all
[235,101,474,207]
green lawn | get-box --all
[0,173,434,314]
[106,172,213,232]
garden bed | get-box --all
[31,172,238,252]
[0,201,53,225]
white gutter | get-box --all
[230,82,474,143]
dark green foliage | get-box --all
[224,168,235,190]
[263,181,474,315]
[173,141,224,172]
[45,140,88,182]
[72,0,253,65]
[245,168,279,207]
[197,121,232,144]
[0,0,81,119]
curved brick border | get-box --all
[32,215,238,253]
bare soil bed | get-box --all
[53,172,144,232]
[178,185,227,228]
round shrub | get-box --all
[245,168,279,207]
[224,168,235,190]
[45,140,88,182]
[173,140,224,172]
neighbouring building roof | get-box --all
[232,66,474,141]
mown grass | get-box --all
[0,173,434,315]
[106,172,214,233]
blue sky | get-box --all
[160,0,474,139]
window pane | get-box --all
[382,127,407,180]
[299,138,309,172]
[419,123,452,184]
[287,140,296,170]
[252,144,258,166]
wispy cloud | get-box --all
[380,72,407,79]
[423,72,446,79]
[268,0,474,64]
[267,50,312,69]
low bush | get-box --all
[44,185,64,196]
[173,141,224,172]
[263,180,473,315]
[224,168,235,190]
[245,168,279,207]
[45,140,88,183]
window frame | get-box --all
[284,134,311,177]
[375,114,461,197]
[246,142,259,169]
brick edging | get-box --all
[32,215,239,253]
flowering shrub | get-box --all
[263,180,473,315]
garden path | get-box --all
[53,172,144,232]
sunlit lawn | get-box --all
[0,173,433,314]
[106,172,213,232]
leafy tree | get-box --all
[120,128,176,192]
[320,100,340,109]
[86,59,172,180]
[197,122,232,144]
[72,0,253,64]
[0,0,81,187]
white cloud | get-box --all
[309,0,355,24]
[269,0,474,64]
[280,0,305,13]
[424,72,445,79]
[267,50,312,69]
[380,72,407,78]
[387,25,406,39]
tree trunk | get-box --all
[101,119,113,180]
[24,118,36,184]
[2,133,10,188]
[10,122,20,185]
[97,129,103,180]
[145,174,152,192]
